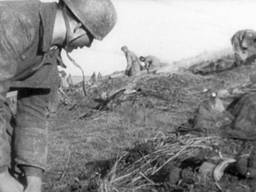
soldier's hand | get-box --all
[0,170,24,192]
[24,176,42,192]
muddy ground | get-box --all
[44,55,256,192]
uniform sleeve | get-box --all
[0,7,36,82]
[0,6,37,171]
[14,62,60,171]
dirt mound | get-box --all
[81,135,220,192]
[60,135,255,192]
[45,55,256,192]
[73,72,215,129]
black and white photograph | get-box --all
[1,0,256,191]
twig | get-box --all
[139,172,155,185]
[58,145,71,181]
[52,183,68,190]
[215,182,223,192]
[133,183,160,191]
[151,146,189,175]
[111,171,136,184]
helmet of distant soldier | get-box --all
[62,0,117,40]
[121,45,128,52]
[139,56,146,62]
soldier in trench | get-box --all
[139,55,161,72]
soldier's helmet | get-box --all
[231,29,256,62]
[121,45,128,52]
[139,56,146,62]
[62,0,117,40]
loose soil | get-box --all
[44,55,256,192]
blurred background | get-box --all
[43,0,256,78]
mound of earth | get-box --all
[61,135,255,192]
[45,55,256,192]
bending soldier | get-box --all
[121,46,143,76]
[139,55,161,72]
[0,0,117,192]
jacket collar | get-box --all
[39,2,58,53]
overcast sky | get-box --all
[57,0,256,76]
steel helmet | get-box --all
[62,0,117,40]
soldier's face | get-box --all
[65,20,94,52]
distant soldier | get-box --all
[231,29,256,65]
[121,46,143,76]
[90,72,97,84]
[59,70,73,89]
[59,70,69,89]
[139,55,161,72]
[97,72,103,81]
[66,73,73,87]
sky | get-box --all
[47,0,256,76]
